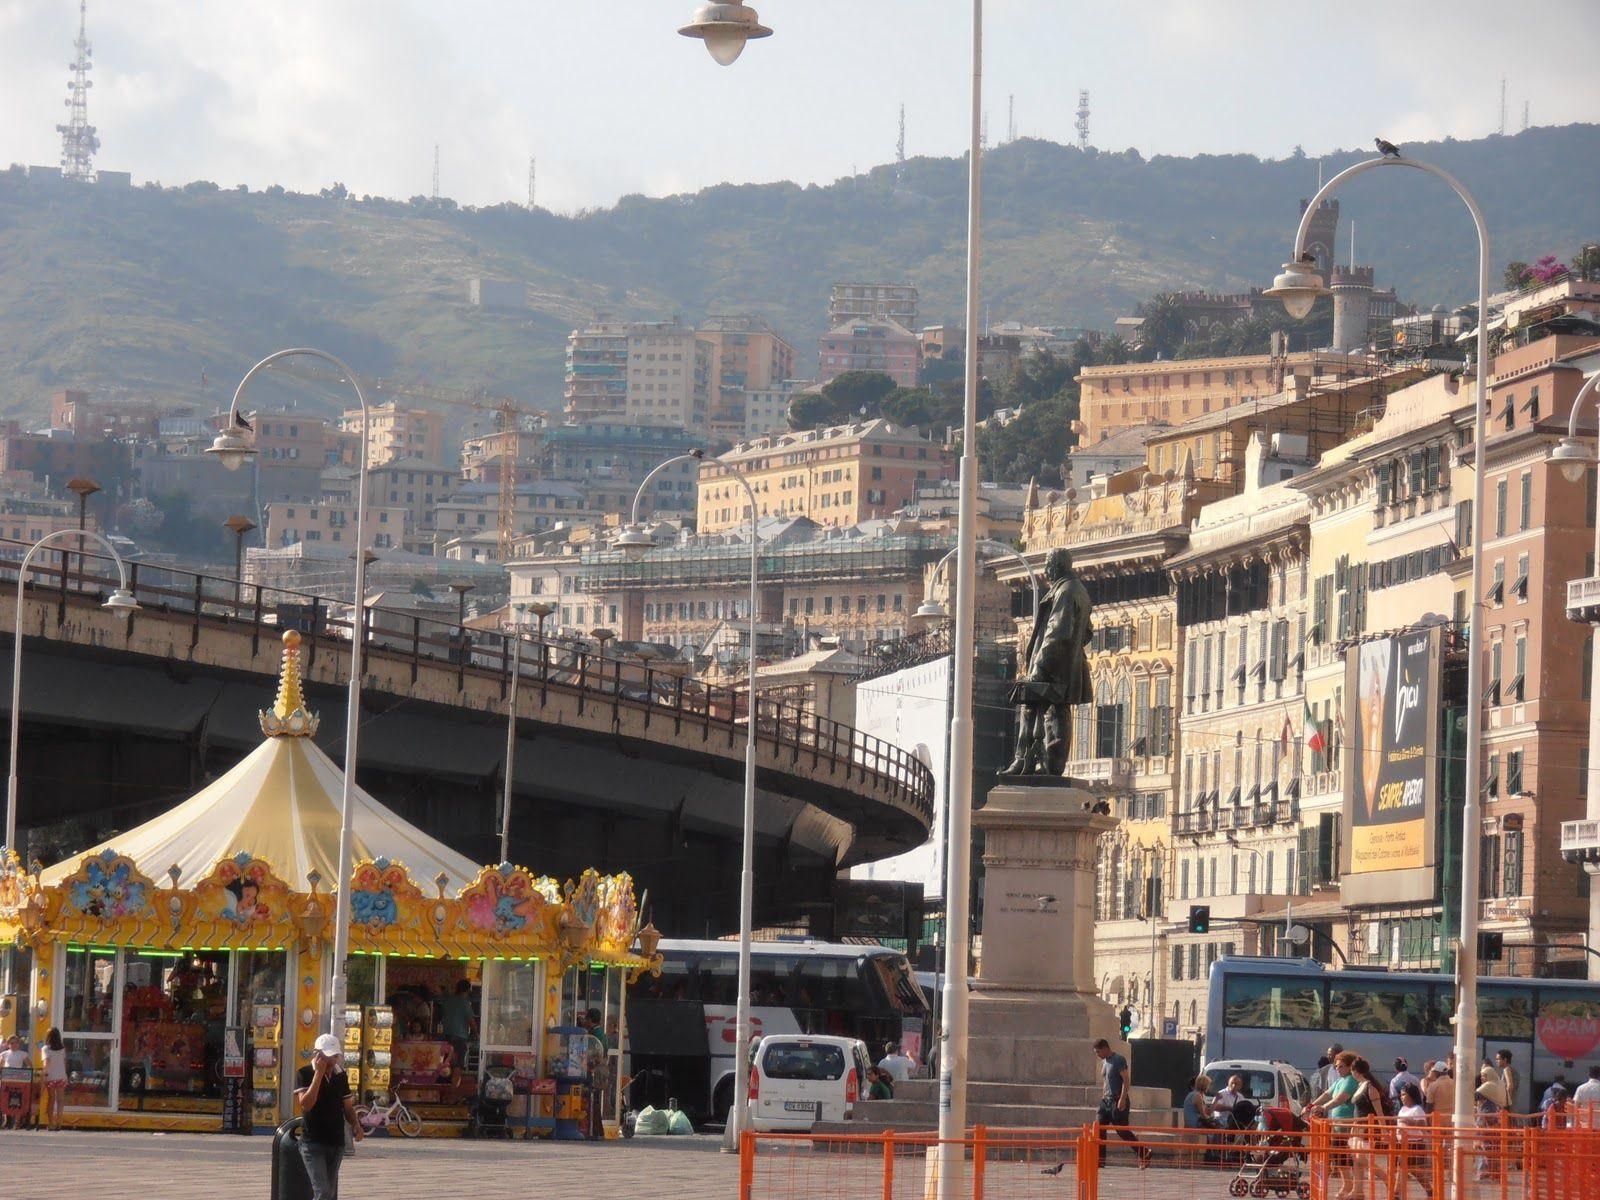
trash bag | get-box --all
[634,1105,671,1136]
[668,1108,694,1136]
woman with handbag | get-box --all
[1474,1064,1508,1183]
[1345,1057,1391,1200]
[1307,1051,1362,1200]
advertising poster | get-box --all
[1343,626,1440,904]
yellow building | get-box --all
[339,402,447,469]
[696,419,952,534]
[1075,351,1369,446]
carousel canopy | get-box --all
[39,631,482,895]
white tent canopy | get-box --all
[41,728,482,894]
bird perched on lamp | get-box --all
[1375,137,1402,158]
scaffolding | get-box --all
[584,533,953,593]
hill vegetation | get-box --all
[0,124,1596,422]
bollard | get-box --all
[270,1116,314,1200]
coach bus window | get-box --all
[1328,981,1430,1034]
[1480,986,1533,1040]
[1430,986,1456,1036]
[1536,994,1600,1030]
[1224,974,1324,1029]
[697,953,738,1004]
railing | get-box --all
[0,538,934,827]
[739,1118,1600,1200]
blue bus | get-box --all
[1206,956,1600,1113]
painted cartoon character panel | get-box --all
[349,857,425,931]
[63,850,155,920]
[459,864,559,940]
[194,853,291,928]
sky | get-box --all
[2,1,1599,214]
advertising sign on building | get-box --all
[1342,626,1440,905]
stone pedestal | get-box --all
[968,783,1125,1088]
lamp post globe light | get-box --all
[7,528,140,854]
[678,2,771,66]
[1268,152,1490,1191]
[625,450,760,1145]
[916,540,1042,622]
[214,348,374,1044]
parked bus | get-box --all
[625,938,927,1123]
[1206,956,1600,1113]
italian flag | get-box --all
[1304,701,1326,754]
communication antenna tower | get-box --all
[57,0,99,181]
[431,144,440,202]
[1522,100,1529,132]
[527,157,536,209]
[1499,77,1507,136]
[895,103,906,187]
[1074,89,1091,151]
[1007,94,1016,143]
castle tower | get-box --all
[1297,197,1340,282]
[1330,264,1375,352]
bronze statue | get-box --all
[1003,548,1093,777]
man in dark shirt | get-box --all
[1092,1037,1151,1168]
[295,1033,364,1200]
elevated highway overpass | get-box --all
[0,541,933,935]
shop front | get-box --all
[0,631,656,1134]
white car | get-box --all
[747,1035,872,1131]
[1202,1058,1313,1120]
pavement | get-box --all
[0,1129,739,1199]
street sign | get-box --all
[1162,1018,1178,1038]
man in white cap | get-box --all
[294,1032,364,1199]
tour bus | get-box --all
[625,938,927,1123]
[1206,956,1600,1113]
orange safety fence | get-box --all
[739,1118,1600,1200]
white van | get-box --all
[748,1035,871,1131]
[1202,1058,1313,1119]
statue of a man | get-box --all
[1003,548,1093,776]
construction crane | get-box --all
[251,359,544,561]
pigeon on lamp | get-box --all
[1297,252,1318,265]
[1375,137,1402,158]
[232,411,254,433]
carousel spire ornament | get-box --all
[259,630,321,738]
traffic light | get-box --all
[1188,904,1211,934]
[1119,1007,1133,1038]
[1479,931,1504,962]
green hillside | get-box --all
[0,124,1595,422]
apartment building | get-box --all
[817,317,921,388]
[563,321,712,434]
[431,480,595,552]
[338,402,446,468]
[263,499,410,550]
[827,282,918,331]
[696,419,951,535]
[1076,351,1370,447]
[544,422,702,517]
[370,458,456,554]
[1165,451,1311,1039]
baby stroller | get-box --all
[1213,1098,1260,1164]
[1227,1106,1308,1199]
[465,1067,514,1139]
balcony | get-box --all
[1561,818,1600,867]
[1566,578,1600,625]
[1065,756,1133,790]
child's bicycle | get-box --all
[353,1090,424,1138]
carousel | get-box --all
[0,631,660,1135]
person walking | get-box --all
[294,1032,364,1200]
[1308,1051,1361,1200]
[1473,1064,1508,1184]
[878,1042,915,1083]
[1092,1037,1151,1168]
[1494,1050,1520,1114]
[1388,1057,1420,1110]
[1423,1061,1452,1115]
[1393,1081,1433,1200]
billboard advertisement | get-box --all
[1342,626,1440,905]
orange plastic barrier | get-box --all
[736,1118,1600,1200]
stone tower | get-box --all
[1331,264,1375,352]
[1298,197,1340,282]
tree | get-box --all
[1503,261,1533,290]
[975,390,1078,486]
[788,370,897,429]
[1135,293,1188,360]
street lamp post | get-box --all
[1265,152,1490,1183]
[680,8,985,1182]
[66,477,100,597]
[500,601,528,865]
[619,451,759,1144]
[207,347,373,1044]
[915,539,1042,621]
[7,528,139,853]
[224,515,257,607]
[677,2,771,66]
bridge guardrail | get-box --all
[0,540,934,827]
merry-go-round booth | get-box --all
[0,631,657,1134]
